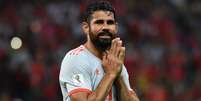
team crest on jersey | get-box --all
[72,74,84,85]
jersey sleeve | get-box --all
[59,54,92,97]
[120,65,133,91]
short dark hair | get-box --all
[82,1,116,22]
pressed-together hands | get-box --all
[102,38,125,77]
[102,38,140,101]
[86,38,126,101]
[69,38,140,101]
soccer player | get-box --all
[59,1,140,101]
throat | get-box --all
[84,42,103,59]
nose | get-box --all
[102,22,110,30]
[102,29,109,33]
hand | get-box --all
[102,38,125,77]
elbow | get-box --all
[129,95,140,101]
[129,90,140,101]
[131,97,140,101]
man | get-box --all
[59,1,139,101]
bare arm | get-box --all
[71,73,116,101]
[115,76,140,101]
[115,39,140,101]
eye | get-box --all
[94,20,104,24]
[107,20,115,25]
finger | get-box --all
[113,38,120,56]
[102,53,107,66]
[105,50,109,54]
[110,39,115,54]
[114,40,122,57]
[118,47,125,63]
[103,52,107,60]
[110,38,119,55]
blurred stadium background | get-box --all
[0,0,201,101]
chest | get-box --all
[89,61,117,101]
[90,62,105,90]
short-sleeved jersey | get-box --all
[59,45,133,101]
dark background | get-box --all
[0,0,201,101]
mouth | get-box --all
[98,35,111,39]
[98,31,113,39]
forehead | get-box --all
[91,10,115,21]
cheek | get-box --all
[91,26,103,34]
[114,25,118,32]
[113,28,117,33]
[111,26,118,34]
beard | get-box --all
[89,29,116,52]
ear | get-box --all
[82,22,89,35]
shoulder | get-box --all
[63,45,86,63]
[60,45,91,81]
[67,45,85,56]
[61,45,90,70]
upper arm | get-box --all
[70,92,90,101]
[121,65,132,90]
[59,54,93,100]
[69,88,98,101]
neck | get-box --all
[84,41,103,59]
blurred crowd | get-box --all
[0,0,201,101]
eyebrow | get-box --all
[94,19,115,24]
[94,19,104,24]
[107,20,115,24]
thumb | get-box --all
[119,47,125,63]
[102,52,108,60]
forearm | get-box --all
[87,73,116,101]
[115,76,140,101]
